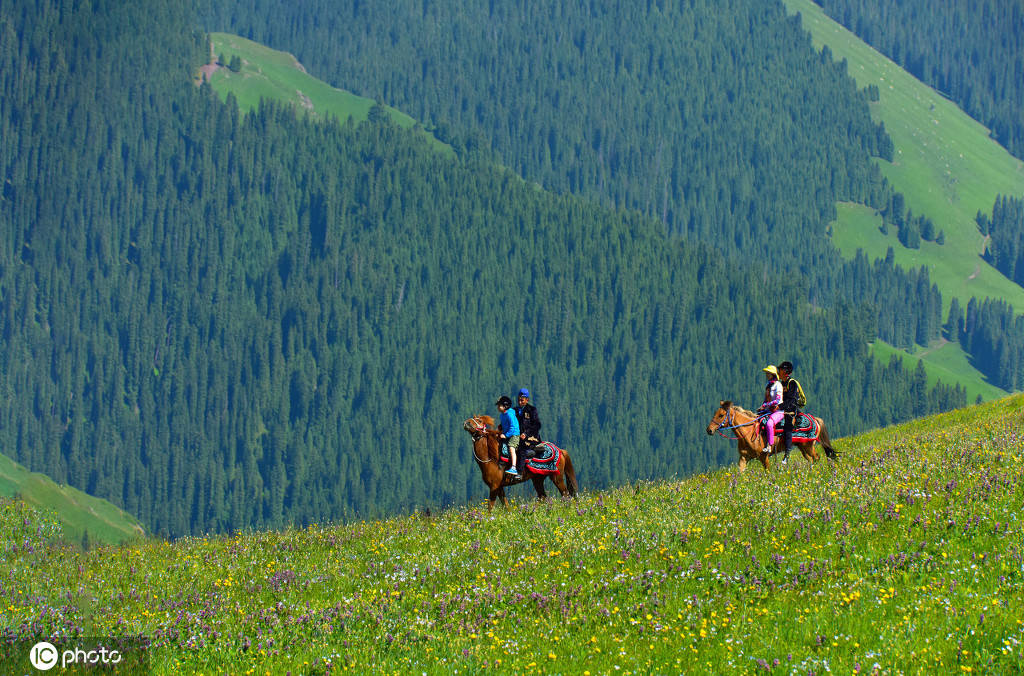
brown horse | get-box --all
[705,400,838,472]
[463,415,578,509]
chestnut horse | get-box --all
[705,400,838,472]
[463,415,578,509]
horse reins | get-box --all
[713,408,769,440]
[466,419,497,465]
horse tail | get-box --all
[564,452,579,497]
[817,418,839,461]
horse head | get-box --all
[706,400,733,435]
[463,415,495,439]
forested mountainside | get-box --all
[953,195,1024,391]
[812,0,1024,162]
[1,0,965,536]
[198,0,1016,360]
[200,0,890,258]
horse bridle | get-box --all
[712,406,766,440]
[465,417,497,464]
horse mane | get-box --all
[478,414,495,428]
[724,401,757,417]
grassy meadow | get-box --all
[783,0,1024,310]
[3,396,1023,674]
[869,339,1008,405]
[783,0,1024,401]
[203,33,452,156]
[0,451,144,548]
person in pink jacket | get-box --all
[757,365,785,450]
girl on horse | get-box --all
[758,365,785,449]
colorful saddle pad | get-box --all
[499,441,562,475]
[771,412,819,442]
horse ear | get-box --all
[721,400,731,409]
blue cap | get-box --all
[518,388,530,397]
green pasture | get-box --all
[783,0,1024,400]
[869,338,1007,403]
[205,33,452,155]
[783,0,1024,311]
[3,395,1023,673]
[0,452,144,547]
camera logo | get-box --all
[28,641,58,671]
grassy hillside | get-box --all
[2,396,1022,673]
[870,339,1007,404]
[203,33,452,155]
[0,452,144,547]
[783,0,1024,401]
[783,0,1024,307]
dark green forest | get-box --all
[979,196,1024,289]
[813,0,1024,161]
[195,0,991,363]
[0,0,974,537]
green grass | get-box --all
[870,339,1008,403]
[0,452,144,547]
[3,396,1023,673]
[204,33,453,156]
[783,0,1024,308]
[783,0,1024,400]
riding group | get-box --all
[493,388,541,477]
[464,363,836,510]
[708,360,838,471]
[754,360,805,464]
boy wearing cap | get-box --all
[777,361,804,464]
[514,388,543,448]
[496,396,521,476]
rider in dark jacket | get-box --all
[514,388,542,460]
[778,361,801,464]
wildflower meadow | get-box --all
[3,395,1023,674]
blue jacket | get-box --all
[500,409,520,436]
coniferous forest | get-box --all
[1,0,1001,537]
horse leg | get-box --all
[817,421,839,461]
[497,486,509,508]
[550,472,570,498]
[562,454,579,497]
[532,475,548,502]
[800,441,819,463]
[488,487,500,510]
[738,456,748,472]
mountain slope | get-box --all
[0,452,144,546]
[2,395,1021,672]
[783,0,1024,399]
[202,27,1008,406]
[784,0,1024,307]
[199,0,888,257]
[203,33,452,156]
[197,0,1024,399]
[812,0,1024,161]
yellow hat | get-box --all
[762,365,779,377]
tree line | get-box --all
[978,196,1024,287]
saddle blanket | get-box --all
[500,441,561,475]
[766,412,819,442]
